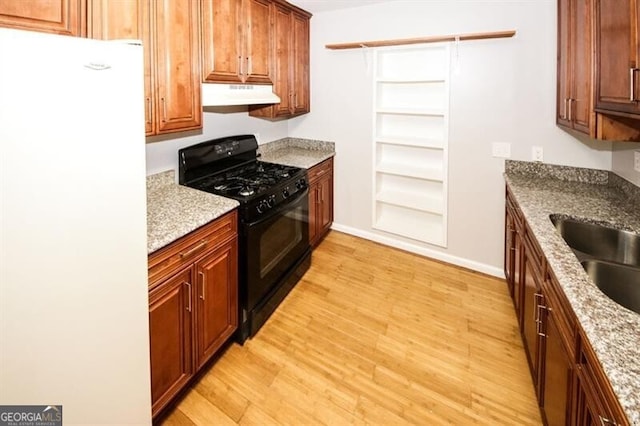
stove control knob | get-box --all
[256,201,267,213]
[267,195,276,208]
[296,178,306,189]
[282,188,290,198]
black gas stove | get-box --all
[178,135,311,343]
[179,136,307,223]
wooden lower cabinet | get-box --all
[148,211,238,419]
[521,233,545,392]
[540,304,574,425]
[574,329,628,426]
[308,158,333,247]
[149,268,194,415]
[504,185,629,426]
[505,190,523,322]
[194,239,238,371]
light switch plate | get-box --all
[492,142,511,158]
[634,150,640,172]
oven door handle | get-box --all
[245,187,309,229]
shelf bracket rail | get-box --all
[325,30,516,50]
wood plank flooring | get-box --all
[160,231,542,425]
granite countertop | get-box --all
[504,161,640,425]
[258,137,335,169]
[146,170,239,254]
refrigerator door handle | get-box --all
[84,62,112,71]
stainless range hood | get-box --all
[202,83,281,106]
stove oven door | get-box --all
[243,189,310,312]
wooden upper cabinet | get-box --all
[201,0,272,84]
[557,0,572,130]
[249,1,311,119]
[557,0,593,135]
[557,0,640,141]
[89,0,154,134]
[595,0,640,115]
[155,0,202,133]
[291,11,309,114]
[0,0,86,36]
[272,3,293,116]
[571,0,593,132]
[90,0,201,136]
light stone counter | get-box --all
[146,170,239,254]
[505,160,640,425]
[258,137,335,169]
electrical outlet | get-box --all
[635,150,640,172]
[492,142,511,158]
[532,146,544,162]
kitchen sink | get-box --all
[550,215,640,314]
[581,260,640,315]
[550,216,640,267]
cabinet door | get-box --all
[308,183,319,246]
[244,0,272,84]
[272,4,293,116]
[557,0,572,128]
[512,231,523,322]
[89,0,154,135]
[0,0,85,36]
[575,365,617,426]
[521,243,543,392]
[318,173,333,236]
[504,202,516,294]
[540,307,573,426]
[595,0,640,114]
[154,0,201,133]
[201,0,243,83]
[291,11,309,114]
[149,268,194,416]
[194,238,238,370]
[571,0,593,133]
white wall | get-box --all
[145,108,288,176]
[288,0,613,275]
[612,142,640,186]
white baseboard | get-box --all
[330,223,505,279]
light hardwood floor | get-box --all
[160,231,542,425]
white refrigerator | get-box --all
[0,28,152,424]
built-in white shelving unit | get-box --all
[373,44,450,246]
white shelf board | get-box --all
[376,78,446,84]
[376,136,444,149]
[376,163,443,181]
[376,107,445,117]
[374,212,444,246]
[376,190,444,214]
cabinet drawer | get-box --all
[148,211,237,289]
[308,158,333,183]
